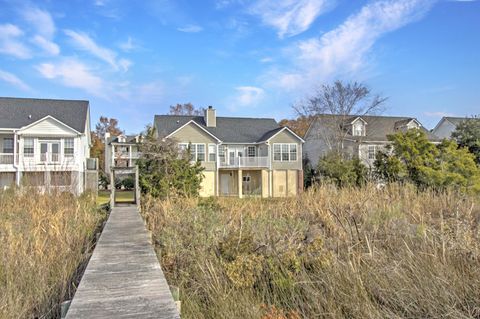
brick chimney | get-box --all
[205,106,216,127]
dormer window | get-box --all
[352,122,365,136]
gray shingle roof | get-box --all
[307,114,440,141]
[444,117,476,125]
[108,135,139,144]
[154,115,282,143]
[0,97,89,133]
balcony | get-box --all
[219,156,269,168]
[0,153,14,165]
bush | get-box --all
[121,176,135,190]
[317,152,367,187]
[375,129,480,193]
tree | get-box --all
[137,126,204,198]
[374,129,480,193]
[451,116,480,164]
[169,103,204,116]
[278,115,314,138]
[295,80,387,153]
[90,116,123,172]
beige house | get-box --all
[154,107,304,197]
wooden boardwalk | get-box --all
[66,205,180,318]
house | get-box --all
[154,106,304,198]
[0,97,96,194]
[104,133,141,172]
[304,114,440,168]
[432,116,477,139]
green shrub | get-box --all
[317,152,367,187]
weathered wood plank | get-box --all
[66,205,180,319]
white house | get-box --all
[0,97,95,194]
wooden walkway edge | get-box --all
[66,205,180,318]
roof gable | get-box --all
[18,115,80,136]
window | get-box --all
[196,144,205,161]
[3,138,13,153]
[208,144,216,162]
[64,138,74,157]
[180,143,206,162]
[352,122,365,136]
[289,144,297,161]
[273,143,298,162]
[273,144,281,161]
[247,146,256,157]
[24,138,34,157]
[368,145,376,160]
[218,145,226,163]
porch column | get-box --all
[238,169,243,198]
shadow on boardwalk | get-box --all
[66,205,180,319]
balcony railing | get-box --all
[219,156,269,168]
[0,153,14,165]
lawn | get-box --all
[97,190,135,205]
[142,183,480,319]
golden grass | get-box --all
[142,183,480,319]
[0,188,106,318]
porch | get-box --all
[218,169,268,198]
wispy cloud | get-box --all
[0,69,30,91]
[266,0,437,91]
[64,30,131,71]
[177,24,204,33]
[0,24,31,59]
[36,58,107,98]
[229,86,265,110]
[119,36,137,52]
[249,0,334,38]
[20,6,56,38]
[20,6,60,56]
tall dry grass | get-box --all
[142,183,480,319]
[0,188,105,318]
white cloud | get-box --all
[64,30,130,71]
[234,86,265,107]
[21,6,56,38]
[0,24,31,59]
[177,25,204,33]
[31,35,60,55]
[0,69,30,91]
[260,57,273,63]
[267,0,437,91]
[36,58,107,98]
[249,0,334,38]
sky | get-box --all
[0,0,478,133]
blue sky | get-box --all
[0,0,478,133]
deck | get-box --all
[66,205,180,318]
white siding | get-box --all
[19,117,78,137]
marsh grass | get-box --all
[142,183,480,319]
[0,188,106,318]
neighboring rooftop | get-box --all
[442,116,477,125]
[0,97,89,133]
[107,134,140,144]
[154,115,282,143]
[307,114,440,141]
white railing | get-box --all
[0,153,14,165]
[219,156,269,168]
[19,153,78,167]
